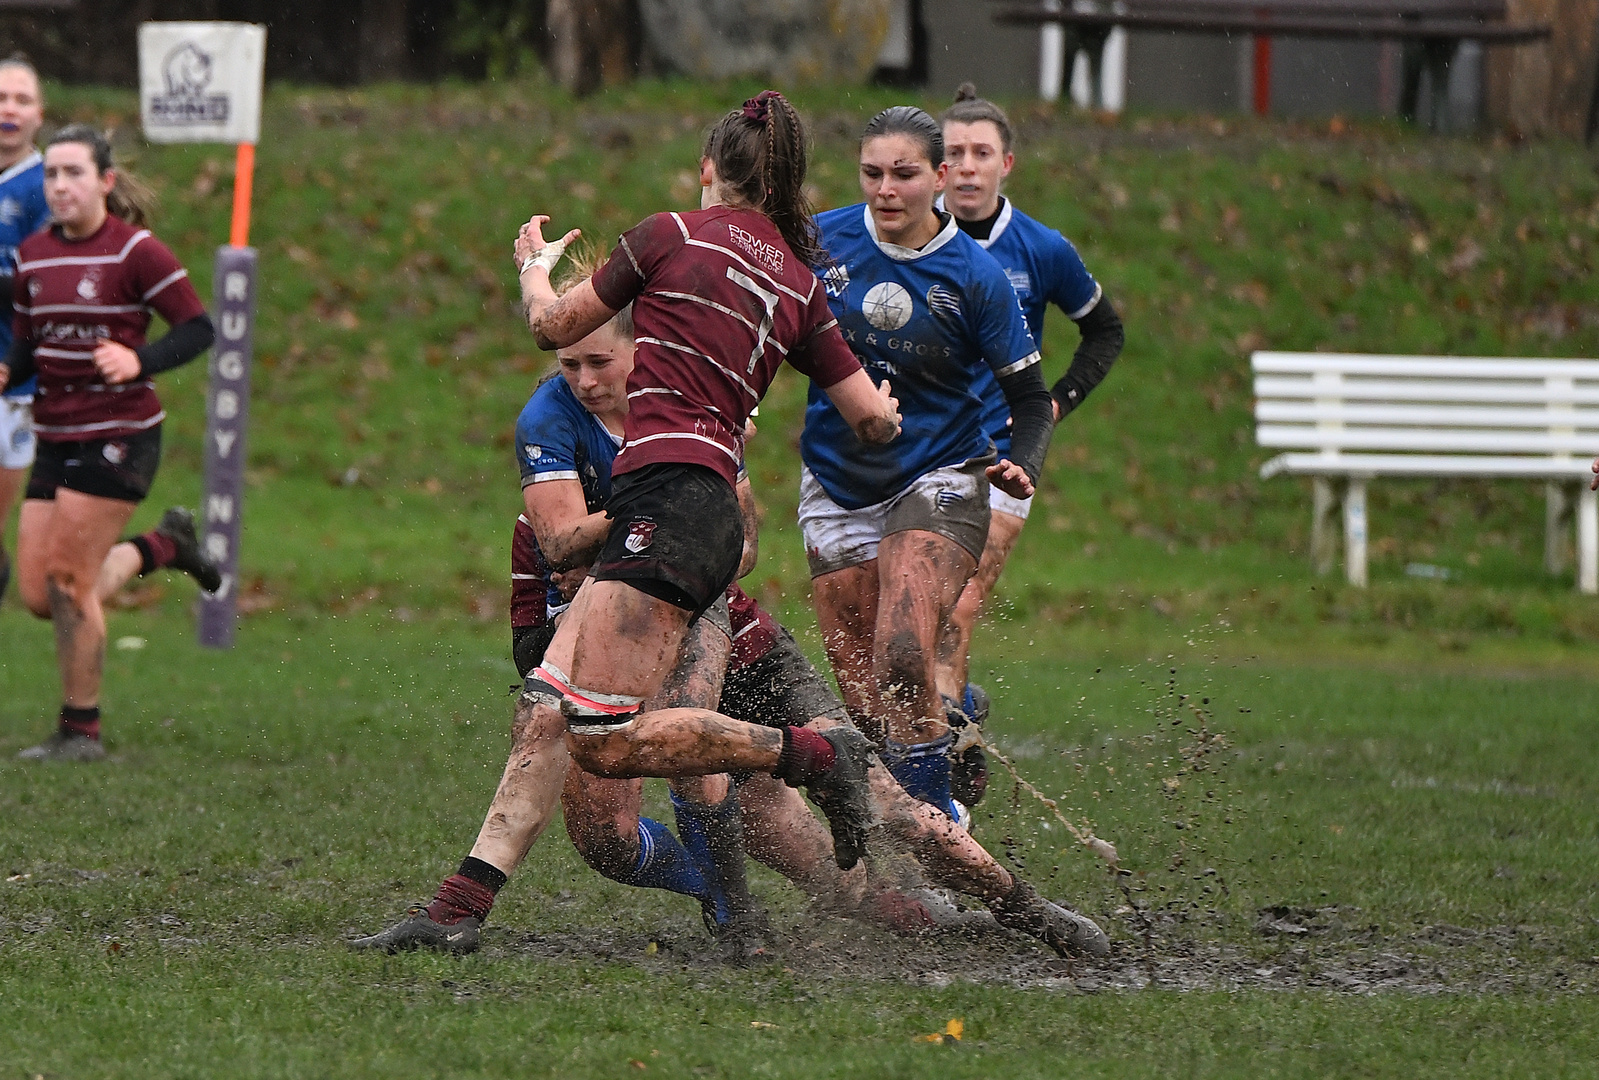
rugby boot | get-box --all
[349,905,480,955]
[989,878,1110,959]
[946,685,990,808]
[805,726,877,871]
[155,507,223,593]
[16,729,106,762]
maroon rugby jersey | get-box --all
[510,514,553,630]
[590,207,859,487]
[13,215,206,441]
[725,583,780,673]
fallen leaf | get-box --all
[749,1021,777,1029]
[628,1060,646,1071]
[114,635,147,651]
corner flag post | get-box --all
[138,21,265,648]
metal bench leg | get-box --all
[1344,478,1368,587]
[1546,482,1574,575]
[1311,477,1339,575]
[1579,485,1598,596]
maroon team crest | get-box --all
[623,519,657,555]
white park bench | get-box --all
[1252,352,1599,594]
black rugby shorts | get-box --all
[26,426,162,503]
[591,462,743,617]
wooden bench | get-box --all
[1251,352,1599,593]
[995,0,1551,126]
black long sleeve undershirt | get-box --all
[1050,293,1124,419]
[136,313,215,378]
[996,361,1054,486]
[2,333,34,388]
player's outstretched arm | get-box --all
[736,476,760,578]
[821,371,900,446]
[513,215,616,351]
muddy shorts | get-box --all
[26,426,162,503]
[0,396,34,471]
[719,625,850,730]
[590,462,743,618]
[798,454,993,577]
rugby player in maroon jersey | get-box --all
[0,126,220,762]
[355,91,902,954]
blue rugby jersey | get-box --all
[801,204,1039,510]
[937,195,1100,459]
[0,150,48,399]
[514,375,622,616]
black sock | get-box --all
[60,704,101,740]
[457,855,508,893]
[128,535,157,576]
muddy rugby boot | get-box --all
[945,685,990,808]
[989,878,1110,959]
[17,729,106,762]
[349,906,481,955]
[156,507,223,593]
[805,726,877,871]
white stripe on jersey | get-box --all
[654,289,757,335]
[22,303,148,316]
[33,409,165,436]
[19,229,151,271]
[994,350,1041,377]
[0,150,40,187]
[635,336,759,401]
[622,430,741,462]
[142,268,189,302]
[683,238,810,305]
[517,514,532,526]
[668,212,690,240]
[531,470,579,482]
[1065,280,1103,321]
[618,235,643,278]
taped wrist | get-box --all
[520,237,569,276]
[772,725,837,788]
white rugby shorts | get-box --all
[0,396,35,471]
[799,457,992,577]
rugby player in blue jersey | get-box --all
[0,56,49,602]
[933,84,1124,804]
[801,107,1095,920]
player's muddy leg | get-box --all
[869,530,975,819]
[15,498,55,618]
[810,562,882,739]
[935,509,1026,701]
[42,490,137,708]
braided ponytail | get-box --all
[702,90,825,267]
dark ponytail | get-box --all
[45,123,156,228]
[860,105,944,167]
[941,83,1014,154]
[703,90,824,267]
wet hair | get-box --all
[942,83,1014,154]
[702,90,823,266]
[860,105,944,168]
[45,124,154,227]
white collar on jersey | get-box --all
[861,202,960,262]
[0,149,41,188]
[933,193,1013,249]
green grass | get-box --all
[2,79,1598,1076]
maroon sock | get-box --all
[772,726,836,787]
[130,531,178,575]
[425,857,506,925]
[60,704,101,741]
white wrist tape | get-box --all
[520,238,568,276]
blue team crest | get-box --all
[925,284,962,325]
[822,263,850,298]
[1004,269,1032,297]
[935,488,964,510]
[524,443,541,463]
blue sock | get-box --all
[882,733,959,821]
[962,684,978,719]
[614,817,715,905]
[670,791,740,925]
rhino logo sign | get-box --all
[148,41,229,126]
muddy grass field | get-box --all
[3,611,1596,1077]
